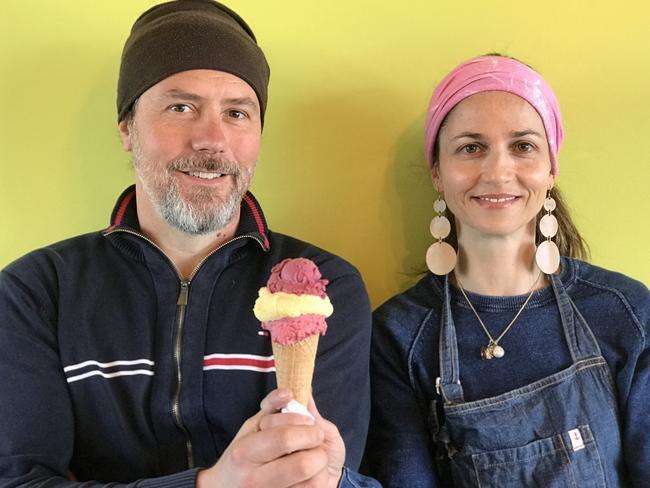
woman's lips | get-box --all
[473,194,520,208]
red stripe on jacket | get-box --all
[203,357,275,369]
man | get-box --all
[0,1,373,486]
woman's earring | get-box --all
[426,198,457,275]
[535,192,560,274]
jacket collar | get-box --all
[104,185,270,251]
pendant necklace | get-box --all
[456,272,542,360]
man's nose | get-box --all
[191,113,227,153]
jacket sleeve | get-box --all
[338,467,382,488]
[621,294,650,486]
[310,262,372,471]
[363,308,440,487]
[0,265,200,488]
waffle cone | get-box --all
[272,334,320,406]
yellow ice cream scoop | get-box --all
[253,287,333,322]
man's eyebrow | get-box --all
[159,89,204,101]
[158,91,258,111]
[224,97,259,109]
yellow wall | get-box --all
[2,1,649,307]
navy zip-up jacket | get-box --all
[0,186,373,486]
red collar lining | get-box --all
[242,193,270,250]
[106,190,135,232]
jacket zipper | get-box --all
[173,281,194,468]
[105,227,266,468]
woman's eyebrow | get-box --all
[451,132,484,141]
[511,129,544,138]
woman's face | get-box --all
[433,91,554,242]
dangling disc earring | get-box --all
[426,198,457,275]
[535,191,560,274]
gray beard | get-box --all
[128,119,252,236]
[156,181,241,235]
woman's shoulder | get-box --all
[372,273,444,339]
[375,273,443,313]
[371,274,443,373]
[564,257,650,332]
[566,258,648,302]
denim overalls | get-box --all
[434,273,627,487]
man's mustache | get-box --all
[170,156,241,175]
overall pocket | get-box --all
[467,425,606,488]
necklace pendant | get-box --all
[457,272,540,363]
[492,344,505,358]
[480,344,494,360]
[481,342,505,360]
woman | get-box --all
[365,55,649,487]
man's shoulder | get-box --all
[2,231,107,280]
[267,230,362,281]
[265,230,372,328]
[0,231,109,316]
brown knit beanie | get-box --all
[117,0,270,125]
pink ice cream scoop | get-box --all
[253,258,334,406]
[256,258,332,345]
[262,314,327,346]
[266,257,328,298]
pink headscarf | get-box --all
[424,55,564,176]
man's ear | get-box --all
[118,120,133,152]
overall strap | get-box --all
[549,272,602,361]
[437,275,465,403]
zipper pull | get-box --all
[435,377,442,396]
[177,281,190,306]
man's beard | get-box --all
[130,126,253,235]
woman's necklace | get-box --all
[455,272,542,360]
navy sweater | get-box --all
[0,186,372,486]
[366,259,650,486]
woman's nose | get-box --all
[482,148,514,183]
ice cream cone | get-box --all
[254,258,333,408]
[272,334,319,406]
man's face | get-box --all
[119,69,262,235]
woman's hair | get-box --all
[542,187,590,260]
